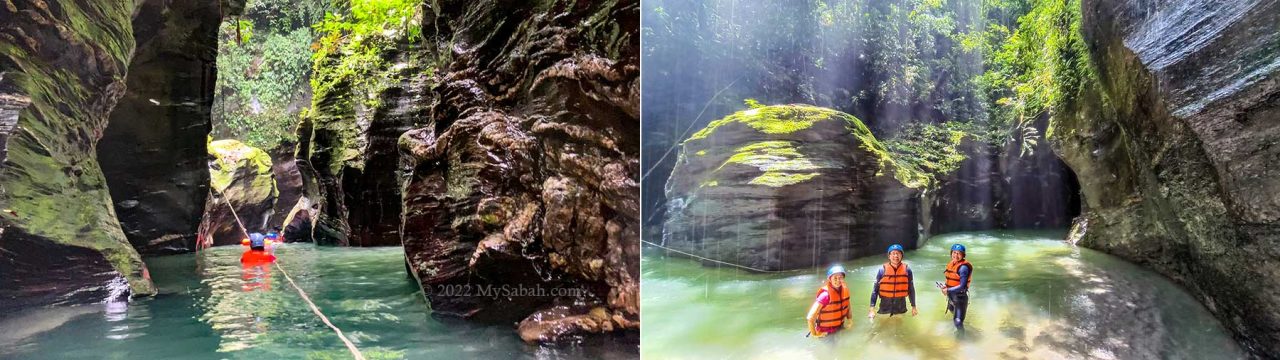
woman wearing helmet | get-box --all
[869,244,917,318]
[941,243,973,330]
[807,264,852,337]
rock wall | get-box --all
[1056,0,1280,356]
[662,104,921,271]
[399,0,639,342]
[297,42,426,247]
[1,0,156,308]
[928,124,1081,235]
[0,0,241,311]
[98,0,225,254]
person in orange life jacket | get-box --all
[941,243,972,329]
[241,233,276,264]
[807,265,853,337]
[240,233,276,291]
[869,244,917,318]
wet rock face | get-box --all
[198,140,278,246]
[0,227,133,314]
[399,0,639,342]
[298,45,423,247]
[1060,0,1280,355]
[928,134,1081,235]
[99,0,224,254]
[663,105,920,271]
[0,0,156,304]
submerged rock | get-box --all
[1056,0,1280,356]
[663,104,921,271]
[198,139,278,246]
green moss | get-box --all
[749,172,820,187]
[689,104,929,189]
[0,0,153,296]
[688,105,848,141]
[208,139,277,202]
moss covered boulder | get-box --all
[198,139,278,246]
[662,104,921,271]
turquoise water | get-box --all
[640,231,1243,359]
[0,244,635,359]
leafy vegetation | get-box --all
[309,0,422,110]
[212,0,332,151]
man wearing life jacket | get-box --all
[240,233,277,265]
[240,233,276,292]
[806,265,852,337]
[869,244,917,318]
[941,243,973,330]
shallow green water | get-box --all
[0,244,634,359]
[641,230,1243,359]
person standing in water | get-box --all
[807,265,852,337]
[941,243,972,330]
[869,244,917,318]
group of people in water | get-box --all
[806,243,973,338]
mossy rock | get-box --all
[209,139,276,196]
[663,104,921,271]
[202,139,279,245]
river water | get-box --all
[640,230,1243,359]
[0,244,634,359]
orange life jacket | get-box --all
[240,250,276,266]
[815,284,850,328]
[944,259,972,289]
[878,262,910,299]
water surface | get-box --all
[641,231,1242,359]
[1,244,634,359]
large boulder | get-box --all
[1054,0,1280,356]
[198,139,277,246]
[662,104,922,271]
[0,0,157,310]
[399,0,639,342]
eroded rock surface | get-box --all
[398,0,639,342]
[1,0,158,306]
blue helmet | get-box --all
[951,243,966,254]
[826,265,846,278]
[887,244,904,254]
[265,231,279,240]
[249,233,266,247]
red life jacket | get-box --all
[878,262,910,299]
[240,250,276,265]
[815,284,850,328]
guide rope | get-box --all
[215,191,366,360]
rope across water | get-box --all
[642,239,790,273]
[214,194,366,360]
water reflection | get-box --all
[2,244,636,359]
